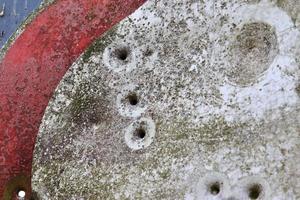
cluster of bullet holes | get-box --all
[122,90,155,150]
[104,45,156,150]
[198,174,267,200]
[103,42,155,73]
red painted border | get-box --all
[0,0,146,199]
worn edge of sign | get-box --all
[0,0,56,60]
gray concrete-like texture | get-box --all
[32,0,300,199]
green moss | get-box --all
[276,0,287,7]
[33,116,253,199]
[82,25,119,62]
[67,80,111,125]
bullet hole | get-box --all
[125,118,156,150]
[209,182,221,195]
[134,127,146,140]
[114,47,130,61]
[117,86,147,118]
[103,44,136,72]
[17,190,26,199]
[248,184,262,199]
[127,93,139,105]
[197,173,229,199]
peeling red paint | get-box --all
[0,0,146,199]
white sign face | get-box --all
[32,0,300,199]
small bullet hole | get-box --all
[127,93,138,105]
[114,47,129,61]
[248,184,262,199]
[134,128,146,139]
[209,182,221,195]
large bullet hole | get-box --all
[114,47,130,61]
[134,127,146,140]
[127,93,139,105]
[103,44,136,72]
[209,182,221,195]
[248,184,262,199]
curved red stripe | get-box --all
[0,0,146,199]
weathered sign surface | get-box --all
[1,0,300,200]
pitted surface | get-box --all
[32,0,300,199]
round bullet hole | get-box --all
[239,177,269,200]
[209,182,221,195]
[103,44,136,72]
[116,85,147,118]
[124,118,156,150]
[17,190,26,198]
[114,47,129,61]
[127,93,139,106]
[196,172,229,199]
[248,184,262,199]
[134,128,146,140]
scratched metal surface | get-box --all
[0,0,43,48]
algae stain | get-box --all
[82,25,119,62]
